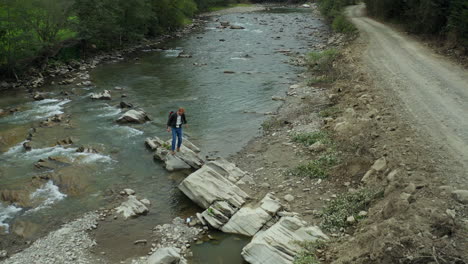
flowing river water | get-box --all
[0,7,328,263]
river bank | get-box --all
[0,4,337,263]
[230,6,468,264]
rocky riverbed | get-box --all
[0,4,342,264]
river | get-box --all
[0,7,328,263]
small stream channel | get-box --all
[0,7,329,263]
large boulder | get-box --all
[115,195,149,219]
[147,247,187,264]
[90,90,111,100]
[116,109,151,124]
[178,160,250,209]
[221,193,282,236]
[241,216,329,264]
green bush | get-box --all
[292,131,330,146]
[320,188,383,231]
[332,14,357,33]
[365,0,468,45]
[293,240,327,264]
[289,154,338,179]
[307,49,339,72]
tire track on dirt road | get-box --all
[346,4,468,187]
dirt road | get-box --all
[347,4,468,187]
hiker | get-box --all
[166,107,187,154]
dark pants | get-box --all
[171,127,183,151]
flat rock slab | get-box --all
[178,160,250,209]
[146,137,204,171]
[221,193,282,236]
[241,216,329,264]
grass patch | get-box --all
[306,76,334,86]
[261,119,283,131]
[318,106,340,118]
[162,142,171,150]
[288,153,338,179]
[307,49,339,73]
[207,3,252,12]
[293,240,327,264]
[320,188,383,231]
[292,131,330,146]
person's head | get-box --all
[177,107,185,115]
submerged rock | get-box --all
[90,90,111,100]
[33,92,45,101]
[241,216,329,264]
[116,109,151,124]
[119,101,133,109]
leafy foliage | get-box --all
[0,0,236,76]
[289,154,338,179]
[365,0,468,44]
[292,131,330,146]
[293,240,328,264]
[317,0,358,34]
[320,188,383,231]
[307,49,339,72]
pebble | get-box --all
[284,194,295,202]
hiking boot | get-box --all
[176,148,181,152]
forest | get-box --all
[364,0,468,45]
[0,0,243,77]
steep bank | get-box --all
[231,4,468,264]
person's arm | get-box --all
[182,114,188,128]
[167,114,174,131]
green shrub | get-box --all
[293,240,327,264]
[307,49,339,72]
[292,131,330,146]
[320,188,383,231]
[289,154,338,179]
[332,14,357,33]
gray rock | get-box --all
[33,92,45,101]
[201,201,237,229]
[0,250,7,259]
[124,188,136,195]
[90,90,111,100]
[120,101,133,108]
[178,160,250,209]
[221,193,282,236]
[451,190,468,204]
[116,195,149,219]
[284,194,295,202]
[308,142,326,152]
[117,109,151,124]
[241,216,328,264]
[147,247,186,264]
[147,136,204,171]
